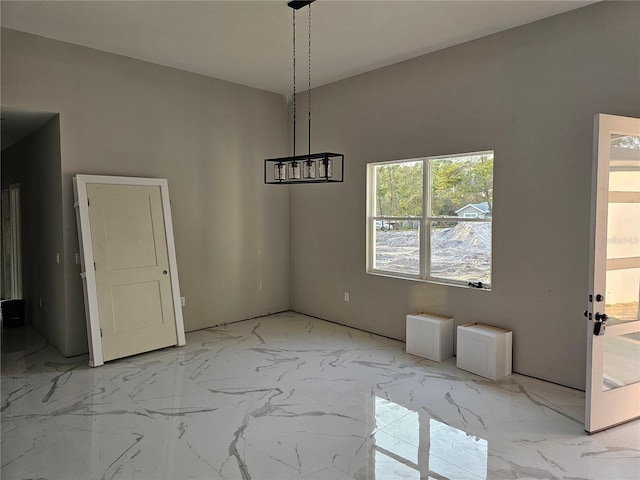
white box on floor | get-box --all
[457,323,512,380]
[406,313,454,362]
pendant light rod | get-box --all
[264,0,344,185]
[307,2,312,159]
[290,0,315,158]
[292,6,296,157]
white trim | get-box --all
[73,174,185,367]
[158,180,186,347]
[423,158,430,279]
[73,176,102,366]
[586,113,640,433]
[365,164,375,273]
[8,184,22,299]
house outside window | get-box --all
[367,151,493,287]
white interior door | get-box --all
[586,114,640,433]
[74,175,185,366]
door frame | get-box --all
[1,183,23,300]
[586,113,640,432]
[73,175,186,367]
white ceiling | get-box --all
[1,0,597,95]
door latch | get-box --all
[593,312,608,336]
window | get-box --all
[367,151,493,287]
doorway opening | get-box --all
[1,105,62,346]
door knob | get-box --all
[595,312,608,322]
[163,270,168,275]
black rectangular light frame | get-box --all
[264,152,344,184]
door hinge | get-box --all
[100,328,103,337]
[94,262,96,271]
[87,198,90,207]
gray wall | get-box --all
[290,2,640,390]
[1,28,290,356]
[1,117,66,352]
[2,2,638,389]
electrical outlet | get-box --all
[344,292,350,302]
[56,253,60,264]
[180,297,186,307]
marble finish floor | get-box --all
[1,311,639,480]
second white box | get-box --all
[457,323,512,380]
[406,313,454,362]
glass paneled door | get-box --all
[586,114,640,433]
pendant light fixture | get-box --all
[264,0,344,184]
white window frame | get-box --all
[366,151,493,288]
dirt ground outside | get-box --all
[374,222,492,284]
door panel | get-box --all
[603,330,640,390]
[586,114,640,432]
[88,184,177,362]
[111,281,164,332]
[101,191,160,270]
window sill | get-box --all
[366,270,492,291]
